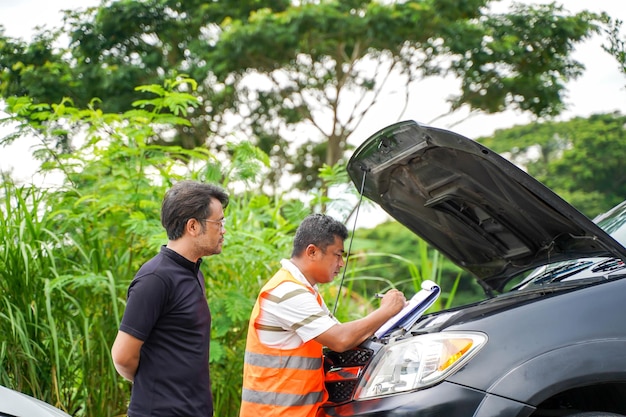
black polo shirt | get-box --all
[120,246,213,416]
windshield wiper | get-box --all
[591,258,626,273]
[518,260,594,288]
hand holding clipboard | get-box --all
[374,280,441,339]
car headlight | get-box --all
[354,331,487,400]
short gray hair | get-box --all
[291,214,348,257]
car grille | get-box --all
[324,347,374,404]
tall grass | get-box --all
[0,181,131,415]
[0,183,58,398]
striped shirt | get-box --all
[256,259,339,349]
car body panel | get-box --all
[346,120,626,292]
[330,276,626,414]
[323,380,534,417]
[0,385,71,417]
[441,277,626,401]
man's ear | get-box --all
[186,218,201,236]
[305,244,318,258]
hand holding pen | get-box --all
[373,289,406,314]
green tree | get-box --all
[0,0,601,193]
[603,17,626,78]
[478,112,626,218]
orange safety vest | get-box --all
[240,268,328,417]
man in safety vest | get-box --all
[240,213,406,417]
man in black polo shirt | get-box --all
[111,180,229,416]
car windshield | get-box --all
[513,201,626,290]
[595,201,626,244]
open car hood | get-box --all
[347,120,626,292]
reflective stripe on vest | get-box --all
[244,351,322,370]
[240,268,327,417]
[241,388,324,406]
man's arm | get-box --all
[111,330,144,382]
[315,290,406,352]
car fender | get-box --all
[484,339,626,405]
[0,385,71,417]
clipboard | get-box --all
[374,280,441,339]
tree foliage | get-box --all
[0,0,602,193]
[603,17,626,78]
[478,112,626,218]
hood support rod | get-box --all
[332,167,369,316]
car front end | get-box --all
[323,120,626,417]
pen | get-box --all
[374,293,384,299]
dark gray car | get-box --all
[322,120,626,417]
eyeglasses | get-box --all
[202,218,226,228]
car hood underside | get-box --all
[347,120,626,292]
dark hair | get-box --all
[291,214,348,257]
[161,180,229,240]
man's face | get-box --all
[199,197,226,256]
[311,236,345,284]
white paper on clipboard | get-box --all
[374,280,441,339]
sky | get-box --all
[0,0,624,206]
